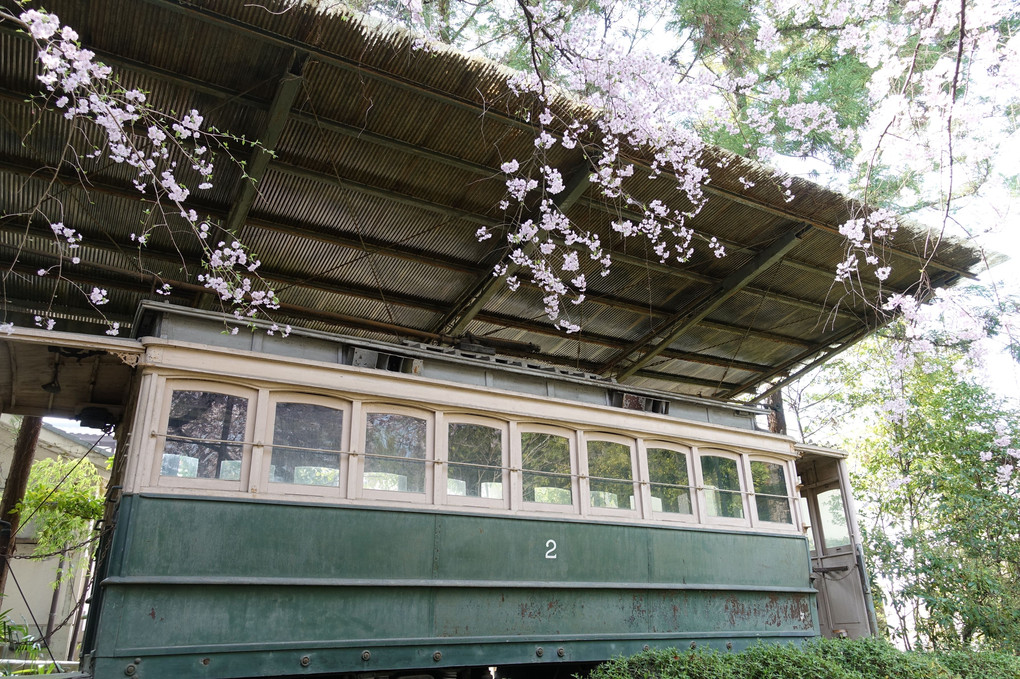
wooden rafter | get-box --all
[224,53,307,236]
[602,224,813,380]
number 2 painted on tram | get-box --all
[545,539,557,559]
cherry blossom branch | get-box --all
[1,6,288,337]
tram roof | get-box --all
[0,0,988,405]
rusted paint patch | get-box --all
[724,593,812,630]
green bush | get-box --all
[732,642,859,679]
[935,649,1020,679]
[584,638,1020,679]
[807,637,954,679]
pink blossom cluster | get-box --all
[197,241,282,329]
[14,8,282,336]
[836,209,900,284]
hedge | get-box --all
[585,638,1020,679]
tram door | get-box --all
[796,451,877,639]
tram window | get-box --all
[364,413,427,494]
[586,439,635,511]
[161,390,248,480]
[817,487,852,549]
[270,403,344,487]
[647,447,693,515]
[448,423,503,499]
[521,432,572,505]
[700,454,744,519]
[750,461,793,524]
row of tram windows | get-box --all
[154,384,797,528]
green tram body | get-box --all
[81,305,821,679]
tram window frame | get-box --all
[643,441,698,523]
[695,448,749,526]
[582,433,639,517]
[519,424,578,514]
[358,405,434,502]
[747,457,796,527]
[441,415,510,509]
[152,380,256,492]
[262,393,351,498]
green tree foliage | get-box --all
[790,327,1020,652]
[14,457,104,581]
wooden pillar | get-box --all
[766,389,787,435]
[0,415,43,596]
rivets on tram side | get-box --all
[362,650,372,661]
[726,642,733,650]
[124,665,136,676]
[535,647,544,657]
[201,658,211,666]
[300,655,311,667]
[557,647,565,658]
[433,651,443,662]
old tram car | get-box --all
[31,303,874,679]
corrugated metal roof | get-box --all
[0,0,987,401]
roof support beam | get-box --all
[0,155,842,360]
[695,182,978,280]
[224,53,307,236]
[732,325,874,401]
[576,197,889,297]
[721,268,964,399]
[0,162,819,353]
[435,163,592,336]
[696,319,814,348]
[712,320,873,400]
[603,224,813,381]
[267,160,859,320]
[0,156,481,273]
[0,223,778,374]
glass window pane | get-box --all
[162,390,247,480]
[756,495,793,523]
[751,461,792,523]
[587,440,634,510]
[701,455,741,491]
[522,432,571,505]
[364,413,427,493]
[701,455,743,519]
[270,403,344,487]
[704,489,744,518]
[751,461,788,496]
[647,447,692,515]
[448,423,503,499]
[818,488,852,549]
